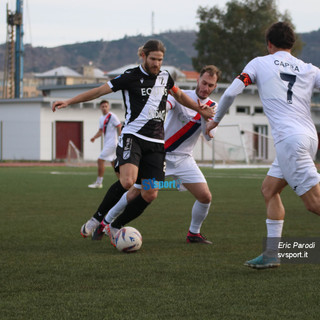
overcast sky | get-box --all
[1,0,320,48]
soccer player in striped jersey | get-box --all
[88,100,121,189]
[206,22,320,269]
[52,40,214,239]
[94,65,220,244]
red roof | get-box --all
[182,70,199,80]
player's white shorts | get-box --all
[268,134,320,196]
[133,154,207,191]
[165,153,206,184]
[98,145,116,162]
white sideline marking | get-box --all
[49,171,114,176]
[50,171,93,175]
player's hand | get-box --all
[206,120,219,138]
[198,99,206,109]
[198,100,215,120]
[52,101,68,112]
[90,138,95,143]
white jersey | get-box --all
[164,90,216,156]
[99,112,121,148]
[243,51,320,144]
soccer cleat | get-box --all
[244,254,280,269]
[186,231,212,244]
[91,223,106,240]
[88,182,103,189]
[80,217,100,238]
[104,224,120,247]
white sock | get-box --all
[265,218,284,254]
[97,177,103,184]
[104,191,129,224]
[189,201,211,234]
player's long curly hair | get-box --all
[138,40,166,58]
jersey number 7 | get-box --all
[280,73,296,104]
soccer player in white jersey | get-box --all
[92,65,220,244]
[52,40,214,239]
[206,22,320,269]
[88,100,122,189]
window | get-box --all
[236,106,250,115]
[56,78,66,85]
[83,102,94,109]
[111,103,123,110]
[254,106,264,114]
[311,91,320,107]
[179,86,190,90]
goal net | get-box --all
[66,140,84,167]
[195,125,275,166]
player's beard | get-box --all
[144,61,160,76]
[195,86,208,100]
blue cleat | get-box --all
[244,254,280,269]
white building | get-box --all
[1,68,320,164]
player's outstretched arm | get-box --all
[205,121,219,138]
[52,83,112,112]
[213,77,247,124]
[201,115,217,140]
[170,86,214,119]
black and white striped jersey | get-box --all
[108,65,174,143]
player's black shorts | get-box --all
[115,134,165,182]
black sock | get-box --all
[111,194,150,229]
[93,180,127,222]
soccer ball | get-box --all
[114,226,142,253]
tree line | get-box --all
[192,0,303,82]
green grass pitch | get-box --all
[0,166,319,319]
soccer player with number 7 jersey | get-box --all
[206,21,320,269]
